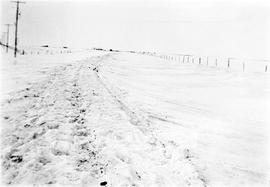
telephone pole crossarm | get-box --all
[11,1,26,4]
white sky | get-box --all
[1,0,270,59]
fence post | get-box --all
[182,56,185,63]
[199,57,201,64]
[215,58,218,67]
[227,58,230,68]
[192,57,194,63]
[265,65,268,72]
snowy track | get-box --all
[1,52,269,186]
[1,54,207,186]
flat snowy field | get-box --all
[0,51,269,187]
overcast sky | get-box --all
[1,0,270,59]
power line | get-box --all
[11,0,26,57]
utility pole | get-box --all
[11,1,25,57]
[5,24,12,53]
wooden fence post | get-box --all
[199,57,201,64]
[227,58,230,68]
[265,65,268,72]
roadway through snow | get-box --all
[1,54,208,186]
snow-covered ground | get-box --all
[0,49,100,101]
[0,51,269,186]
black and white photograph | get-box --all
[0,0,269,186]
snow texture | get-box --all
[1,51,269,187]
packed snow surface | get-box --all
[1,51,269,187]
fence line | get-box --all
[140,52,269,73]
[1,44,269,73]
[0,44,86,56]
